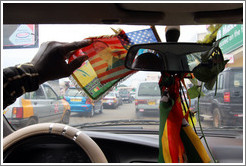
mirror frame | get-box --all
[125,42,213,72]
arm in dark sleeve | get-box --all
[3,63,40,109]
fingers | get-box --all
[67,55,89,74]
[63,39,93,53]
[65,50,76,59]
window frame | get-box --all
[43,84,58,100]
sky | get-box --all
[2,24,208,87]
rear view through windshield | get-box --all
[105,92,115,97]
[232,70,243,88]
[66,88,84,97]
[138,82,161,96]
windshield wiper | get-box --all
[215,126,243,130]
[72,119,159,129]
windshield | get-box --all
[105,92,115,97]
[119,90,128,95]
[2,24,243,135]
[138,82,161,96]
[65,88,83,97]
[231,70,243,88]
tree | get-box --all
[198,24,222,44]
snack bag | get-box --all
[69,28,158,100]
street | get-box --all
[69,102,159,126]
[69,102,211,129]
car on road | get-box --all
[135,82,161,117]
[198,67,243,127]
[3,83,71,129]
[119,89,132,103]
[64,87,103,117]
[102,91,120,109]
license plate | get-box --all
[148,101,155,105]
[71,99,81,102]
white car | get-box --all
[102,91,120,109]
[135,82,161,117]
[4,83,71,129]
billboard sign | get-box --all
[3,24,39,49]
[216,24,243,54]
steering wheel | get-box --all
[3,123,108,163]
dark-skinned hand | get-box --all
[31,40,92,84]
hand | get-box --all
[31,40,92,84]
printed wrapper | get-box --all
[68,28,158,100]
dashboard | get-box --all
[3,130,243,163]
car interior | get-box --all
[2,2,244,164]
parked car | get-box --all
[135,82,161,117]
[3,83,71,129]
[198,67,243,127]
[102,91,120,109]
[119,89,132,103]
[64,87,103,117]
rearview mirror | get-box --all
[125,43,212,73]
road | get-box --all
[69,102,211,128]
[69,102,159,126]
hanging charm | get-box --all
[158,73,211,163]
[192,36,230,90]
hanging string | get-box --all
[214,50,219,96]
[197,83,217,163]
[181,79,191,108]
[179,81,197,135]
[179,90,187,114]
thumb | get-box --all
[68,55,89,74]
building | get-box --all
[216,24,243,68]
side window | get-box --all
[44,85,58,100]
[233,71,243,88]
[24,92,30,99]
[218,74,224,89]
[27,87,46,99]
[211,74,224,90]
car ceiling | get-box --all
[3,3,243,25]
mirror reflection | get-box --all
[125,43,212,73]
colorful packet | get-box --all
[69,28,158,100]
